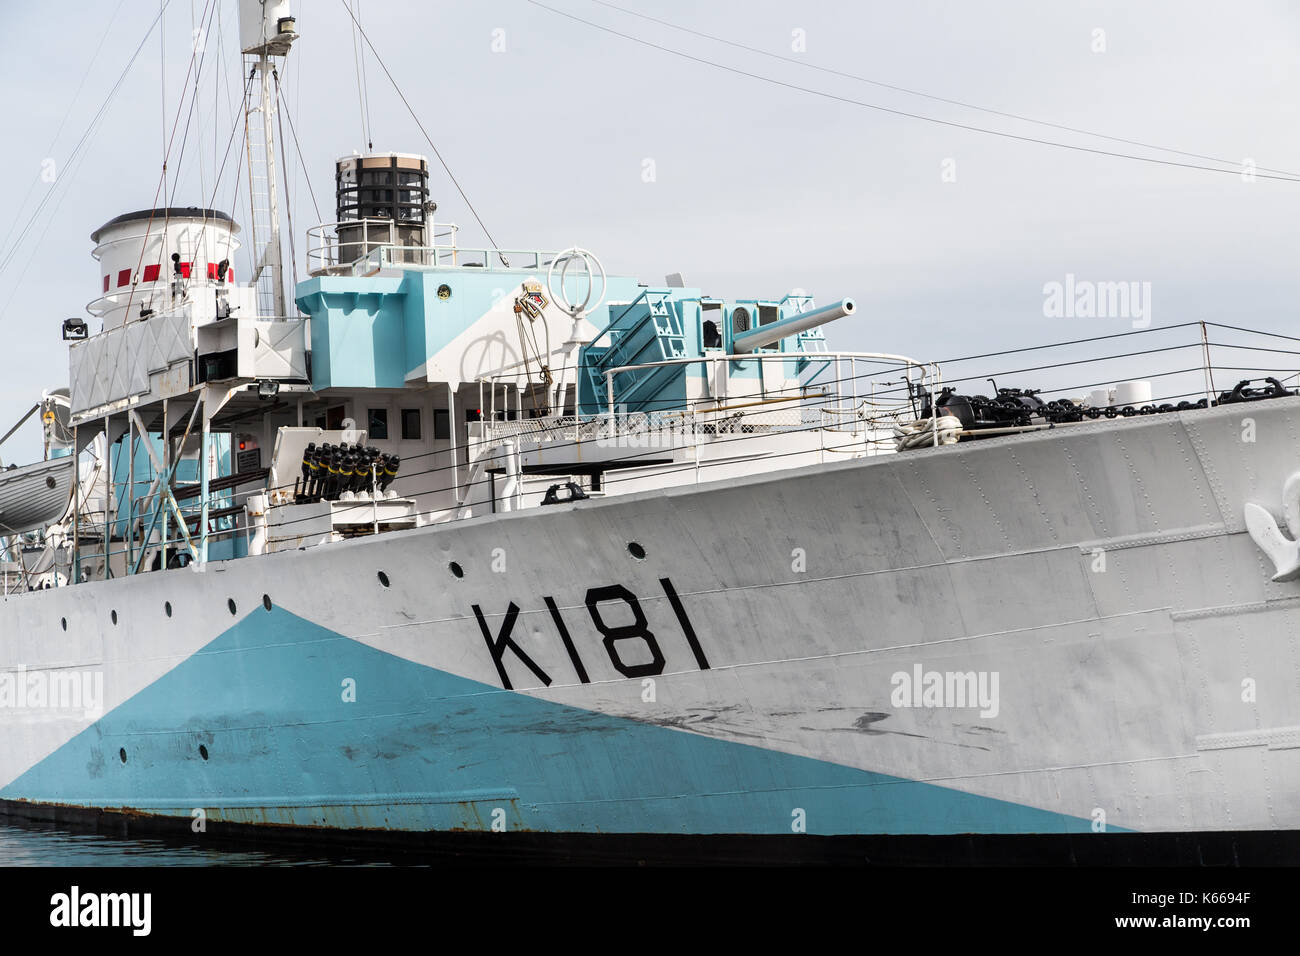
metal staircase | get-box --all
[584,291,686,411]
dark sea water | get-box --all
[0,820,391,866]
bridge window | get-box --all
[433,408,450,440]
[759,305,779,326]
[367,408,389,440]
[702,302,723,349]
[401,408,422,440]
[702,320,721,349]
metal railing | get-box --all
[348,242,560,275]
[598,350,941,446]
[468,351,937,455]
[305,219,461,274]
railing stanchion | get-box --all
[931,364,939,447]
[1199,320,1217,407]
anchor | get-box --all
[1245,472,1300,581]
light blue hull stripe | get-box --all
[1,609,1106,834]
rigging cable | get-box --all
[183,55,263,293]
[585,0,1300,180]
[337,0,511,262]
[190,0,209,213]
[524,0,1300,184]
[167,3,220,206]
[348,0,374,150]
[121,0,220,326]
[273,69,301,294]
[0,0,130,263]
[276,71,325,224]
[161,0,167,233]
[290,2,307,273]
[357,0,375,149]
[0,0,178,293]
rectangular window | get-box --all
[701,302,723,349]
[433,408,450,440]
[368,408,389,440]
[400,408,421,440]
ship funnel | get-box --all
[334,152,431,266]
[732,297,855,353]
[89,208,240,330]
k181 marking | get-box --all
[472,577,708,690]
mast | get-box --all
[238,1,298,318]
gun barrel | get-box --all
[732,297,855,353]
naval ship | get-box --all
[0,1,1297,859]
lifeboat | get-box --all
[0,457,75,536]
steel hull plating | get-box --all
[1,398,1298,836]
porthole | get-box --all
[60,617,67,631]
[227,598,237,616]
[199,744,209,761]
[448,561,464,579]
[164,602,172,618]
[118,748,127,764]
[263,594,273,611]
[377,570,390,588]
[628,542,646,560]
[437,283,452,300]
[111,609,118,625]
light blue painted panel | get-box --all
[2,608,1104,835]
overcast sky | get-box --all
[1,0,1297,462]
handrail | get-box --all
[586,290,663,356]
[602,350,934,401]
[600,350,941,447]
[305,219,462,273]
[601,349,929,377]
[348,243,561,275]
